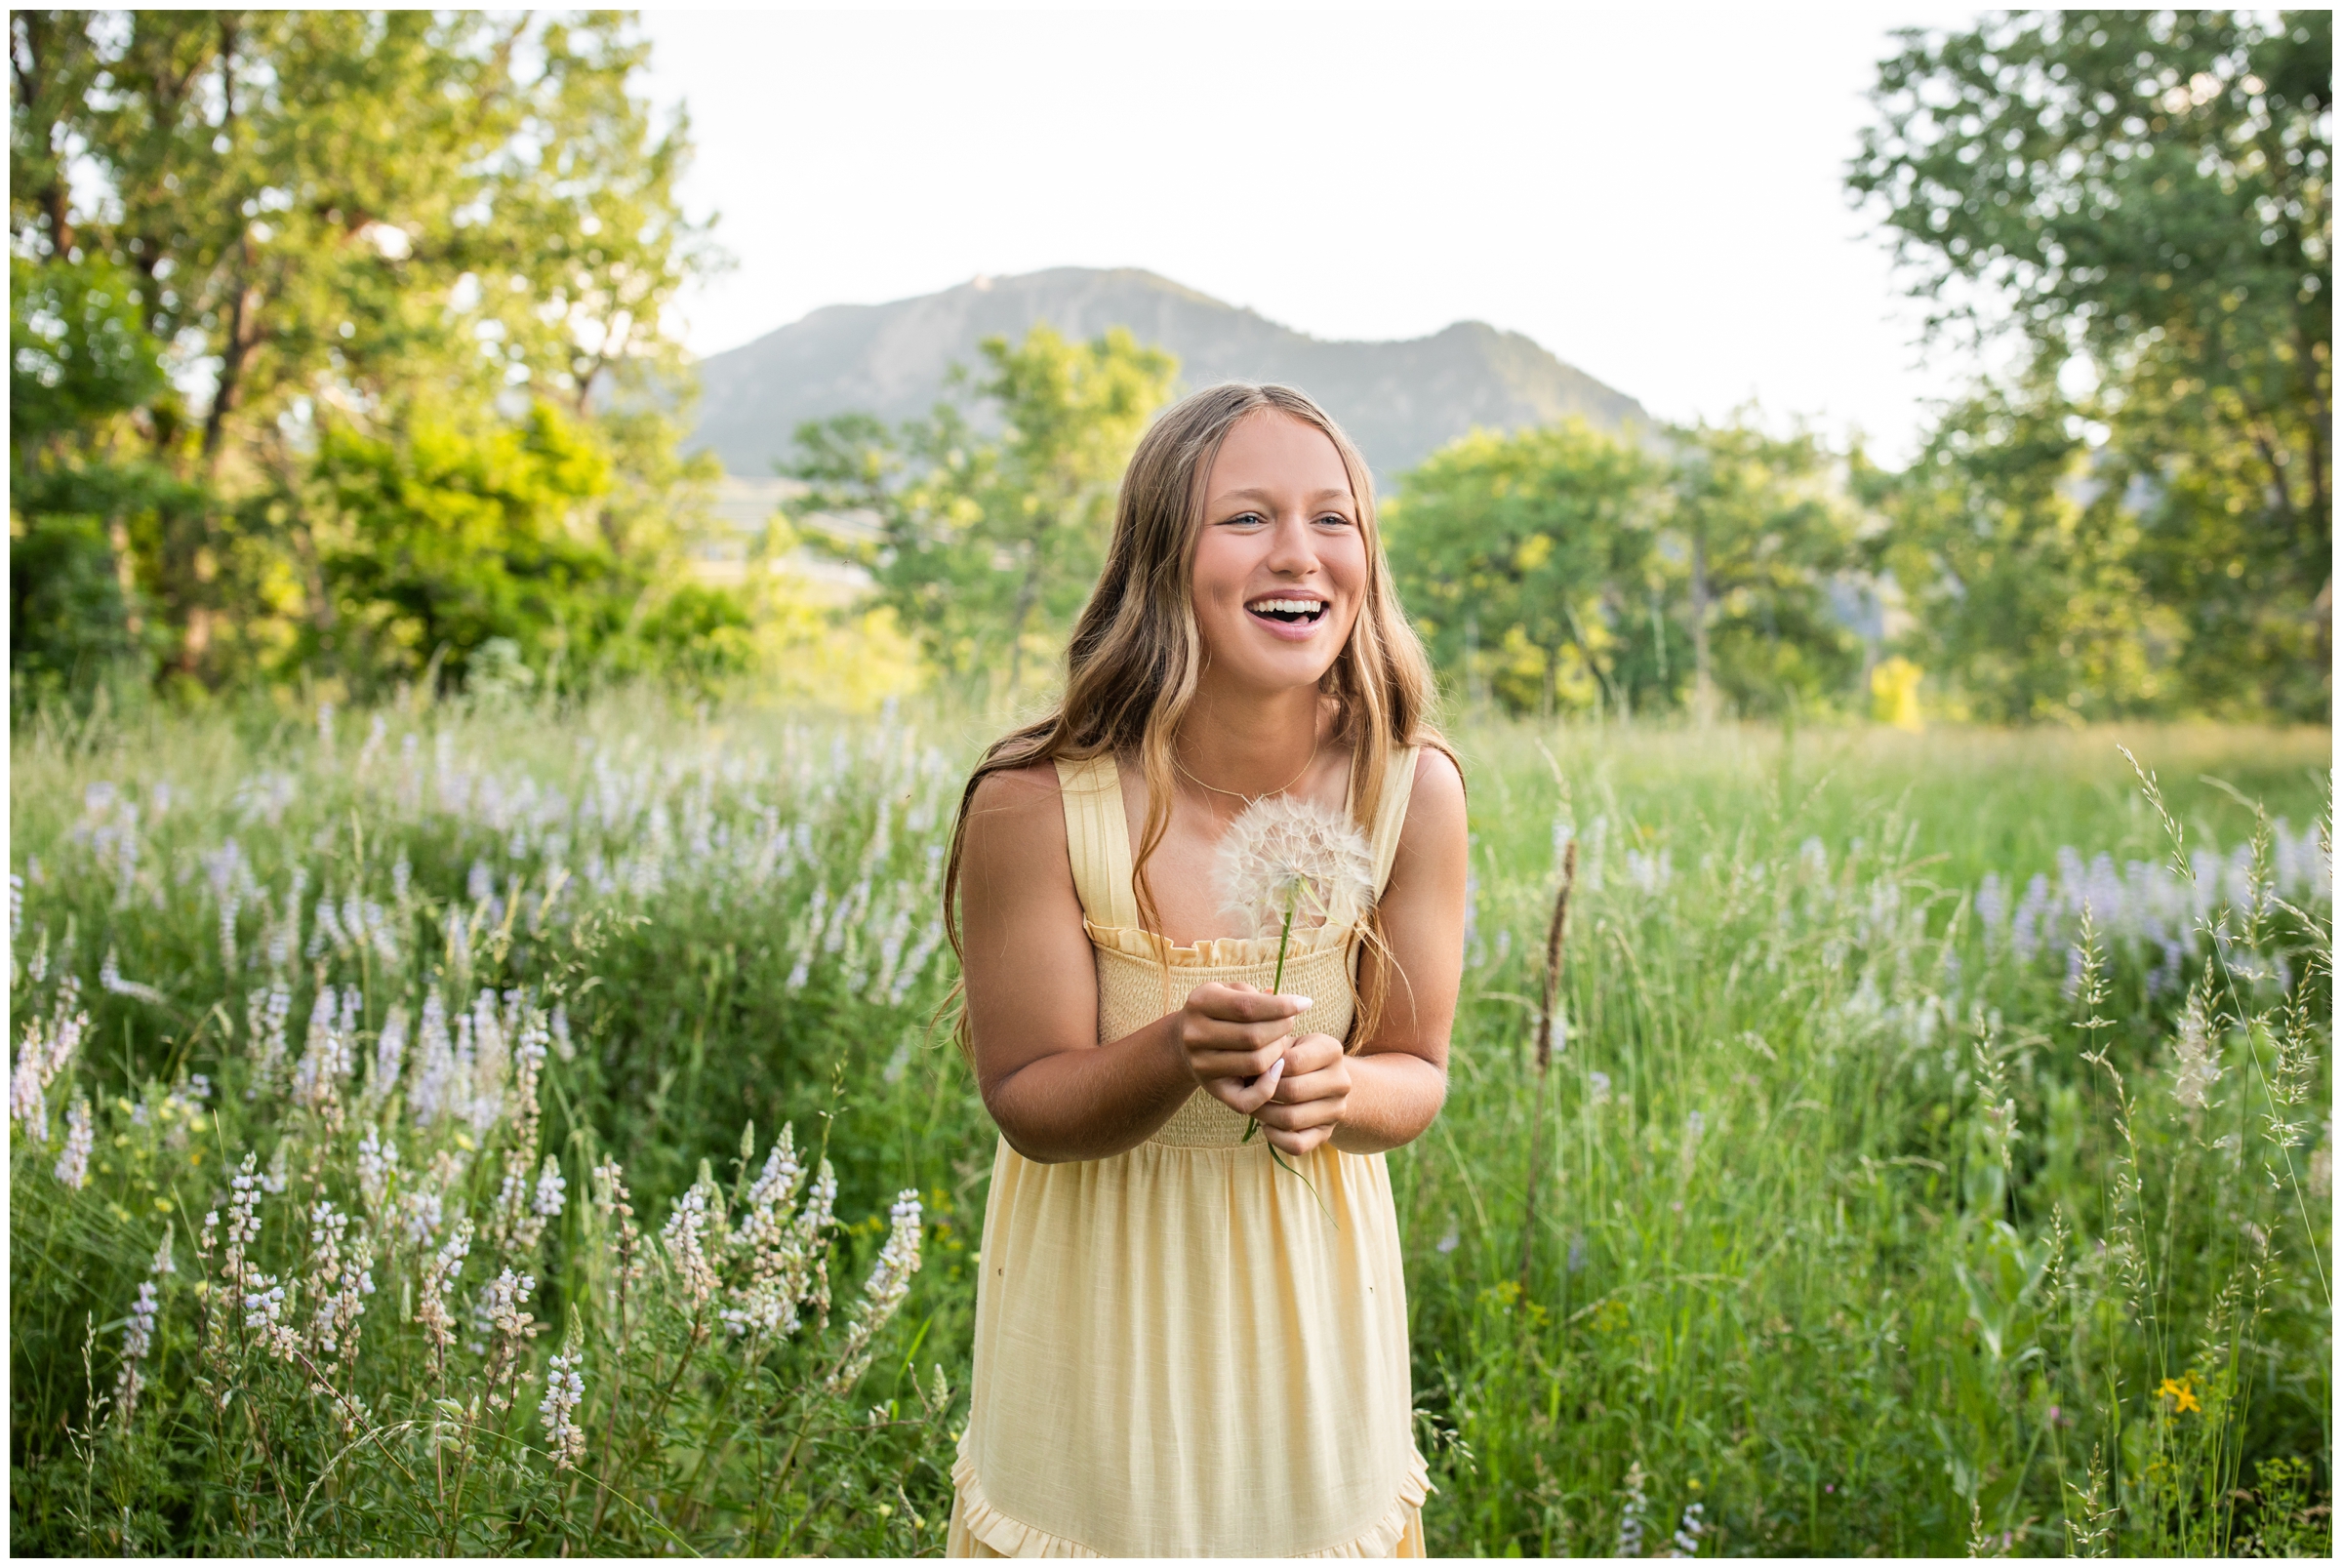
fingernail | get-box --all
[1287,995,1313,1010]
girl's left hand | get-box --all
[1254,1032,1350,1156]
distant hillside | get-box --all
[687,266,1651,478]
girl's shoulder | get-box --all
[1405,742,1466,812]
[1393,744,1468,863]
[964,759,1068,835]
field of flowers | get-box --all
[9,693,2330,1555]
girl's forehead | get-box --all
[1206,413,1353,494]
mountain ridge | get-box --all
[687,266,1652,478]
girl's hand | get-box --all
[1254,1032,1351,1156]
[1176,982,1312,1118]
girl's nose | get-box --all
[1262,512,1319,576]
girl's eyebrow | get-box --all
[1211,486,1355,508]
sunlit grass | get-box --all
[9,693,2330,1555]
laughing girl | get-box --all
[942,383,1468,1557]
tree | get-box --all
[1386,422,1669,717]
[8,11,719,688]
[1663,420,1864,720]
[1857,384,2182,722]
[789,326,1177,703]
[1850,9,2331,718]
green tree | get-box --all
[1850,9,2331,718]
[1857,385,2183,722]
[1664,420,1864,719]
[8,10,718,689]
[1386,422,1668,717]
[789,325,1177,703]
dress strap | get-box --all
[1054,754,1140,930]
[1367,745,1422,897]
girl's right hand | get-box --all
[1175,982,1312,1116]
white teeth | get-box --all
[1249,598,1324,616]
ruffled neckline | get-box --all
[1082,914,1358,969]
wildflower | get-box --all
[1617,1461,1650,1556]
[1214,792,1375,943]
[476,1267,539,1411]
[245,983,294,1097]
[532,1154,567,1220]
[408,992,456,1126]
[2156,1376,2201,1415]
[303,1200,374,1367]
[55,1096,94,1189]
[591,1159,647,1307]
[419,1220,474,1363]
[722,1134,834,1339]
[540,1347,587,1469]
[100,946,167,1003]
[825,1189,922,1393]
[1589,1070,1612,1108]
[12,979,87,1140]
[293,985,358,1116]
[114,1279,160,1424]
[369,1006,408,1104]
[661,1179,722,1316]
[1669,1500,1706,1556]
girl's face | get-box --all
[1190,411,1369,698]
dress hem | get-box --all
[950,1445,1433,1559]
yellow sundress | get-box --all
[947,747,1431,1558]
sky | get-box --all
[637,5,1988,462]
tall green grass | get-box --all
[9,692,2329,1555]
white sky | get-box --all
[637,5,1988,462]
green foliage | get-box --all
[9,697,2328,1555]
[1388,417,1860,721]
[6,11,734,700]
[1667,420,1863,718]
[1389,422,1671,718]
[789,325,1177,704]
[1850,9,2332,722]
[1858,386,2185,723]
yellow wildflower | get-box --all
[2155,1376,2201,1415]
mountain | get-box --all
[686,266,1651,479]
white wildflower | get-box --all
[1617,1461,1650,1557]
[722,1134,833,1339]
[408,992,456,1125]
[1669,1500,1707,1557]
[368,1006,408,1104]
[55,1096,94,1189]
[114,1279,161,1423]
[531,1155,567,1220]
[418,1219,474,1361]
[825,1189,923,1393]
[540,1348,586,1469]
[11,979,87,1140]
[661,1179,722,1316]
[1214,791,1375,941]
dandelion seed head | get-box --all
[1214,792,1374,941]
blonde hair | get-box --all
[942,382,1451,1050]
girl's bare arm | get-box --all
[959,765,1307,1163]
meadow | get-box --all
[8,692,2330,1556]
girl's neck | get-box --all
[1173,684,1330,804]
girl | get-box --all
[944,382,1468,1556]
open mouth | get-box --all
[1246,595,1328,627]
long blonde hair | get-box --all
[942,382,1450,1050]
